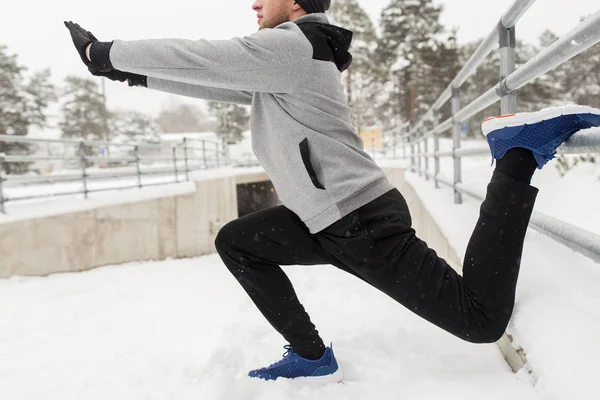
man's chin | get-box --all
[258,17,289,30]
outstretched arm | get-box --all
[89,23,313,94]
[146,77,253,105]
[82,38,252,104]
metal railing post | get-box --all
[392,132,397,159]
[215,141,220,167]
[78,141,88,199]
[202,140,207,169]
[402,131,407,160]
[499,22,518,114]
[452,86,463,204]
[433,111,441,188]
[134,145,142,188]
[423,129,430,181]
[172,145,178,183]
[0,153,6,213]
[183,138,190,181]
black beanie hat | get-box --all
[296,0,331,14]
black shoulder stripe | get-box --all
[296,23,336,65]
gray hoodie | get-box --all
[107,13,394,233]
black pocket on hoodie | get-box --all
[299,138,325,190]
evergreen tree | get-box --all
[111,110,160,143]
[376,0,460,126]
[59,76,110,141]
[416,30,462,123]
[207,102,250,143]
[329,0,380,131]
[0,45,56,173]
[543,22,600,173]
[555,28,600,108]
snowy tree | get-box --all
[329,0,380,131]
[545,23,600,173]
[554,29,600,109]
[110,110,160,143]
[0,45,56,173]
[376,0,460,126]
[208,102,250,143]
[59,76,109,141]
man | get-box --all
[66,0,600,384]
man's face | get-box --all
[252,0,293,30]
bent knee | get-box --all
[465,319,509,344]
[214,221,238,253]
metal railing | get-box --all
[379,1,600,264]
[0,135,230,213]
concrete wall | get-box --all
[0,167,462,279]
[0,174,240,278]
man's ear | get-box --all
[291,1,303,12]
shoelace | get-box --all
[266,345,295,369]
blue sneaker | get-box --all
[248,344,343,383]
[482,105,600,169]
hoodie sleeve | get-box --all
[105,23,313,93]
[146,77,253,105]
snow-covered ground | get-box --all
[0,256,540,400]
[380,141,600,399]
[2,137,599,399]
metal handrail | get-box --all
[454,183,600,263]
[0,134,231,210]
[0,134,223,148]
[379,2,600,265]
[506,12,600,92]
[388,0,537,139]
[558,127,600,154]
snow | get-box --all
[2,136,599,398]
[388,142,600,399]
[0,256,540,400]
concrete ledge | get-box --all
[0,175,240,278]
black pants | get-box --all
[215,172,538,359]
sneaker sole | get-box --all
[481,105,600,136]
[286,367,344,384]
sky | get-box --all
[0,0,598,118]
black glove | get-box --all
[64,21,96,68]
[88,67,148,87]
[65,21,147,87]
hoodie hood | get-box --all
[293,13,353,72]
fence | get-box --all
[0,135,229,213]
[379,0,600,264]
